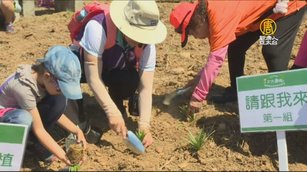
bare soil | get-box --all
[0,3,306,171]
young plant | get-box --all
[69,164,80,172]
[187,129,213,152]
[179,104,196,122]
[187,113,196,123]
[135,130,145,141]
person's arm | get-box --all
[57,114,87,149]
[190,45,229,110]
[83,51,127,138]
[138,70,154,147]
[136,44,157,147]
[79,18,127,138]
[28,108,71,165]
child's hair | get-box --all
[31,49,49,75]
[31,62,47,75]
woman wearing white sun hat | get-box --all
[71,0,167,148]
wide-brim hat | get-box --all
[110,0,167,44]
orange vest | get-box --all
[206,0,306,51]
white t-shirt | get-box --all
[79,14,156,71]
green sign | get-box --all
[0,123,28,171]
[237,68,307,132]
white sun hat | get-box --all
[110,0,167,44]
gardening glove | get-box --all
[109,115,127,139]
[138,127,153,148]
[273,0,289,14]
[14,0,22,13]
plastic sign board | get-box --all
[0,123,28,171]
[237,68,307,133]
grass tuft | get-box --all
[179,104,196,122]
[69,164,80,172]
[135,130,146,141]
[188,129,214,152]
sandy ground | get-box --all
[0,2,306,171]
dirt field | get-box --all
[0,2,306,171]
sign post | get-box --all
[237,68,307,171]
[0,123,28,171]
[276,131,288,171]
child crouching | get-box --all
[0,45,87,165]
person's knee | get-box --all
[1,0,14,11]
[262,47,289,71]
[8,109,33,127]
[262,47,280,58]
[228,46,246,59]
[21,111,33,127]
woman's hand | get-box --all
[189,97,202,114]
[138,127,153,148]
[142,132,153,148]
[108,116,127,138]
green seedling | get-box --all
[187,113,196,123]
[69,164,80,172]
[179,104,196,122]
[187,129,213,152]
[135,130,145,141]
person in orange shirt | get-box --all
[169,0,306,115]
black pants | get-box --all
[69,45,140,119]
[102,68,140,114]
[228,6,306,90]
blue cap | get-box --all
[42,45,82,100]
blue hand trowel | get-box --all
[125,130,145,154]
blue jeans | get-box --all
[0,94,67,160]
[0,109,33,127]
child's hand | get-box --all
[58,150,72,165]
[76,130,87,165]
[76,128,87,149]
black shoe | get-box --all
[79,120,102,144]
[210,87,237,104]
[128,93,139,116]
[85,128,102,144]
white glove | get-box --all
[273,0,289,14]
[14,0,22,13]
